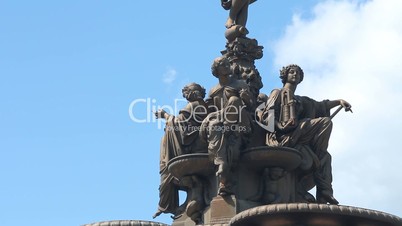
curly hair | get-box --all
[182,83,206,101]
[279,64,304,84]
[211,56,230,77]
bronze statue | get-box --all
[153,83,208,218]
[221,0,257,29]
[221,0,258,41]
[261,64,352,204]
[200,56,253,196]
[140,2,402,226]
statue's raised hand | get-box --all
[155,109,168,119]
[340,99,352,112]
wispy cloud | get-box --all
[162,68,177,85]
[273,0,402,216]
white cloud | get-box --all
[162,68,177,84]
[273,0,402,216]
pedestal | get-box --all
[208,196,237,224]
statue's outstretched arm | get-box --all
[326,99,352,112]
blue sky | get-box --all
[1,1,402,225]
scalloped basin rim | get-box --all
[167,153,210,164]
[243,146,301,154]
[167,153,214,178]
[241,146,302,171]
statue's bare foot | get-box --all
[218,183,233,196]
[225,19,235,29]
[317,192,339,205]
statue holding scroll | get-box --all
[261,64,352,204]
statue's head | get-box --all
[279,64,304,85]
[211,56,231,78]
[182,83,206,101]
